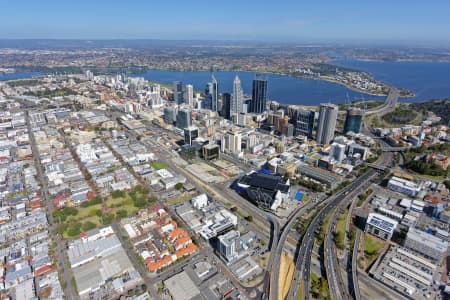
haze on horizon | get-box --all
[1,0,450,46]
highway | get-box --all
[268,201,316,300]
[323,175,375,300]
[364,88,399,116]
[289,169,378,300]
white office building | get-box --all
[365,213,398,240]
[388,176,421,197]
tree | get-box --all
[116,209,128,219]
[101,214,114,225]
[66,223,82,237]
[245,215,253,222]
[112,190,125,199]
[82,221,97,232]
[175,182,184,190]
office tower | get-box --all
[221,131,242,154]
[173,81,183,104]
[250,75,268,113]
[210,75,218,112]
[231,75,244,115]
[344,107,364,134]
[221,93,231,120]
[291,108,315,138]
[176,108,192,129]
[184,126,198,146]
[163,106,177,125]
[184,84,194,107]
[316,103,338,145]
[331,142,346,162]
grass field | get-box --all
[334,208,349,250]
[364,234,386,267]
[151,160,168,170]
[61,188,151,238]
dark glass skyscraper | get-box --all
[250,75,268,113]
[221,93,231,120]
[344,108,364,134]
[292,108,315,138]
[176,108,192,129]
[173,81,183,104]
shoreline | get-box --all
[132,67,412,98]
[0,66,416,100]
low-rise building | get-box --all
[365,213,398,240]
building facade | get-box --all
[316,103,338,145]
[344,108,364,134]
[250,75,267,113]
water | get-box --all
[0,71,41,81]
[3,60,449,105]
[333,59,450,102]
[131,69,383,105]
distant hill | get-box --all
[410,99,450,125]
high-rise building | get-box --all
[231,75,244,116]
[176,108,192,129]
[173,81,183,104]
[250,75,268,113]
[184,84,194,107]
[184,126,198,146]
[289,108,315,138]
[331,142,346,162]
[221,93,231,120]
[163,106,177,125]
[221,131,242,154]
[344,108,364,134]
[209,75,218,112]
[316,103,338,145]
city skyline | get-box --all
[1,1,450,45]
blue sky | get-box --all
[1,0,449,44]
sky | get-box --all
[1,0,449,45]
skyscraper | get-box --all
[316,103,338,145]
[231,75,244,116]
[344,107,364,134]
[210,75,218,112]
[250,75,268,113]
[173,81,183,104]
[176,108,192,129]
[184,126,198,146]
[221,93,231,120]
[291,108,316,138]
[163,106,177,125]
[184,84,194,107]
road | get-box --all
[26,111,78,300]
[269,201,317,300]
[364,88,399,116]
[289,169,378,300]
[323,175,374,300]
[109,110,280,298]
